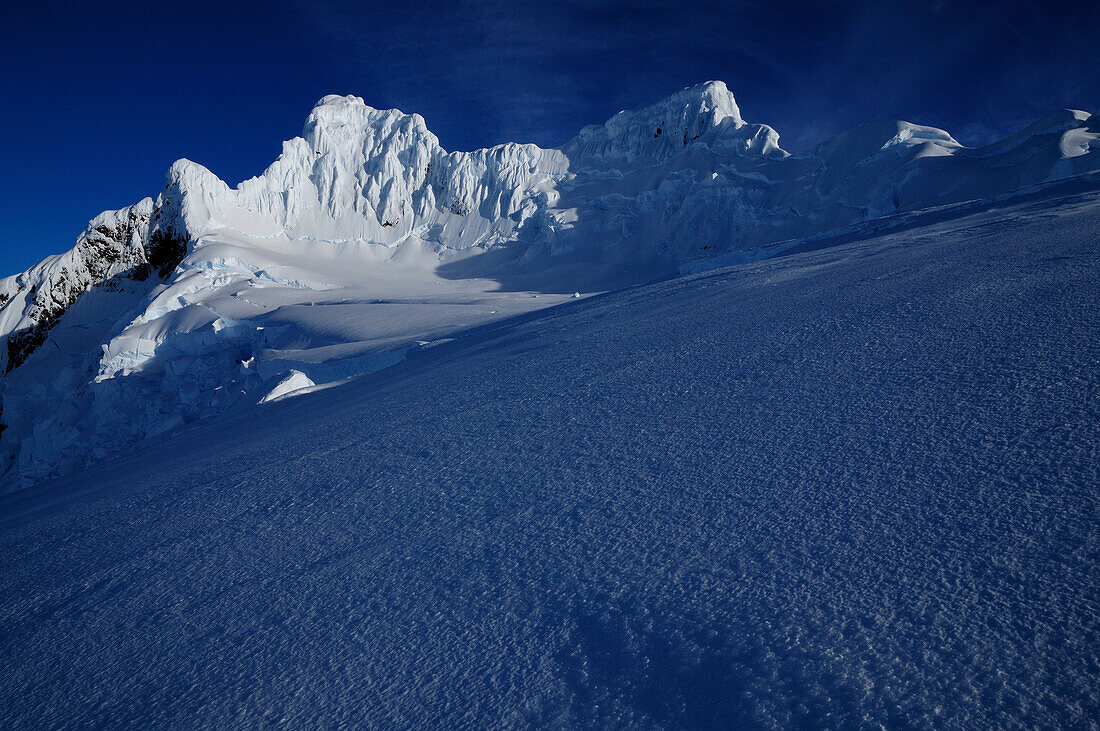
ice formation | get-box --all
[1,80,1098,489]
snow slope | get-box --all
[1,189,1097,727]
[1,81,1098,489]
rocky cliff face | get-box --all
[1,200,153,372]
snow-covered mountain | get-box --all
[1,81,1098,490]
[3,190,1098,726]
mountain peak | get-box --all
[671,80,743,123]
[563,80,746,164]
[314,93,368,109]
[1,85,1099,490]
[301,94,437,159]
[165,158,225,188]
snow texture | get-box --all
[0,81,1098,490]
[1,190,1097,727]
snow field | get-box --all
[1,192,1097,726]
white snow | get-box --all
[1,189,1097,726]
[0,83,1098,490]
[259,370,316,403]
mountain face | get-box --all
[1,81,1098,490]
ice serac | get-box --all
[157,94,571,253]
[1,82,1099,490]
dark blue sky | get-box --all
[2,0,1097,273]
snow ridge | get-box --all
[0,82,1098,489]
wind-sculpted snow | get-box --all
[0,80,1098,489]
[1,194,1096,726]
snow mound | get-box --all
[260,370,316,403]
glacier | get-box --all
[1,188,1097,726]
[0,80,1098,489]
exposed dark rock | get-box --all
[146,229,189,279]
[2,203,164,374]
[6,324,51,373]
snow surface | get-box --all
[259,369,316,403]
[1,82,1098,490]
[1,190,1097,727]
